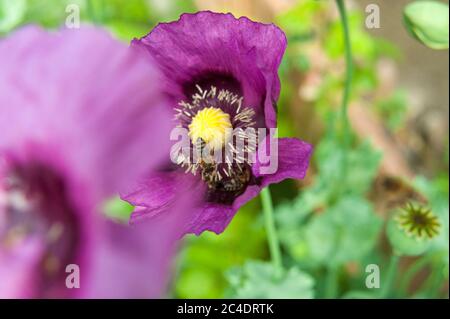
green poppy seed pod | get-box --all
[386,202,440,256]
[403,1,449,49]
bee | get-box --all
[194,136,251,194]
[222,165,251,193]
[194,137,222,189]
[201,163,217,186]
[223,179,244,192]
[194,137,207,163]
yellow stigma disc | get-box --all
[188,107,232,150]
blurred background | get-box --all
[1,0,448,298]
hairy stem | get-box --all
[324,265,339,298]
[380,254,400,298]
[336,0,354,183]
[399,253,435,296]
[423,262,445,297]
[260,187,283,278]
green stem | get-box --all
[324,265,339,298]
[87,0,104,23]
[380,254,400,298]
[335,0,353,183]
[422,263,444,297]
[399,254,435,296]
[260,187,283,279]
[86,0,97,23]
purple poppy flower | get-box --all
[124,11,313,235]
[0,26,187,298]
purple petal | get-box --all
[0,26,171,200]
[253,137,313,186]
[83,219,176,298]
[125,171,205,224]
[0,239,43,298]
[0,26,175,298]
[186,185,262,235]
[133,11,286,128]
[126,138,312,235]
[85,178,200,298]
[188,138,312,234]
[125,170,260,235]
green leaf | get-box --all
[376,89,408,131]
[105,21,150,42]
[403,1,449,49]
[175,198,266,298]
[315,136,381,197]
[304,196,382,266]
[176,268,222,299]
[276,0,324,36]
[226,261,314,299]
[94,0,152,23]
[23,0,84,28]
[0,0,26,33]
[103,197,134,222]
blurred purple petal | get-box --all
[0,26,171,199]
[0,26,175,298]
[85,188,198,298]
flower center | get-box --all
[174,84,257,197]
[188,107,232,150]
[0,162,79,296]
[396,202,441,239]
